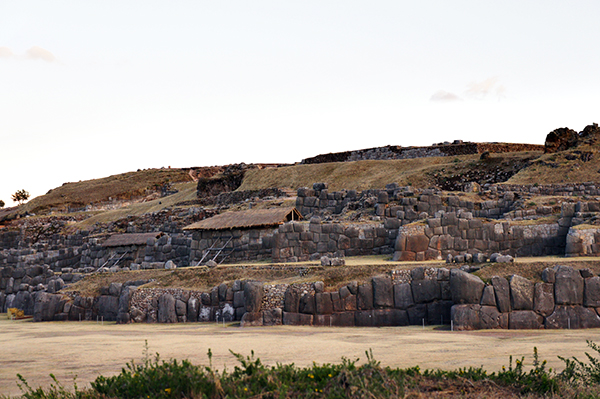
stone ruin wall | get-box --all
[23,264,600,331]
[301,143,545,164]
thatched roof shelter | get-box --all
[102,232,163,247]
[183,207,302,231]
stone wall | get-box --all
[190,228,275,264]
[451,266,600,330]
[393,216,565,261]
[271,220,393,263]
[26,264,600,330]
[301,143,545,164]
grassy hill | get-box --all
[5,142,600,225]
[16,168,194,215]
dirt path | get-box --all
[2,319,600,396]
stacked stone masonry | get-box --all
[25,265,600,331]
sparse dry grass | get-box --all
[71,181,198,229]
[508,145,600,185]
[20,168,193,215]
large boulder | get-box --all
[372,276,393,308]
[491,276,511,313]
[545,306,600,329]
[412,279,440,304]
[451,304,503,330]
[509,275,534,311]
[117,286,137,324]
[244,281,264,313]
[157,294,177,323]
[240,312,263,327]
[394,283,414,309]
[13,290,34,315]
[544,127,579,153]
[584,276,600,307]
[427,300,453,325]
[282,312,313,326]
[357,283,374,310]
[480,286,496,307]
[554,266,584,305]
[509,311,544,329]
[533,283,555,317]
[263,308,283,326]
[95,295,119,321]
[315,293,333,314]
[450,269,485,304]
[33,292,65,322]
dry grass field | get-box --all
[1,318,600,396]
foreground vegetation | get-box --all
[9,341,600,398]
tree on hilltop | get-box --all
[12,189,30,205]
[0,199,4,208]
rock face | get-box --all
[244,281,264,313]
[544,127,579,153]
[510,275,534,310]
[157,294,177,323]
[554,265,584,305]
[450,269,485,304]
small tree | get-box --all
[0,199,4,208]
[11,189,30,205]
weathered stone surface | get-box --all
[555,266,584,305]
[491,276,511,313]
[407,304,427,325]
[13,290,34,315]
[510,275,534,311]
[450,269,485,304]
[509,311,544,329]
[241,312,263,327]
[284,288,301,312]
[393,283,414,309]
[300,294,316,314]
[406,235,429,253]
[451,304,481,331]
[263,308,283,326]
[534,283,555,317]
[332,312,355,327]
[47,278,64,294]
[584,277,600,307]
[373,309,409,326]
[411,279,440,304]
[175,299,187,317]
[315,293,333,314]
[108,283,122,297]
[244,281,264,313]
[157,294,177,323]
[34,293,64,322]
[480,286,496,307]
[480,306,502,329]
[187,297,199,322]
[357,283,374,310]
[354,310,374,327]
[233,291,245,308]
[372,276,393,308]
[282,311,313,326]
[545,305,600,329]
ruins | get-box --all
[3,123,600,330]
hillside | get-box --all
[18,168,194,215]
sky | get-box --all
[1,1,600,206]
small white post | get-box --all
[568,317,571,329]
[451,320,454,331]
[422,318,425,329]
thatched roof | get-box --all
[102,232,163,247]
[183,207,302,231]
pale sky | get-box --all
[1,1,600,207]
